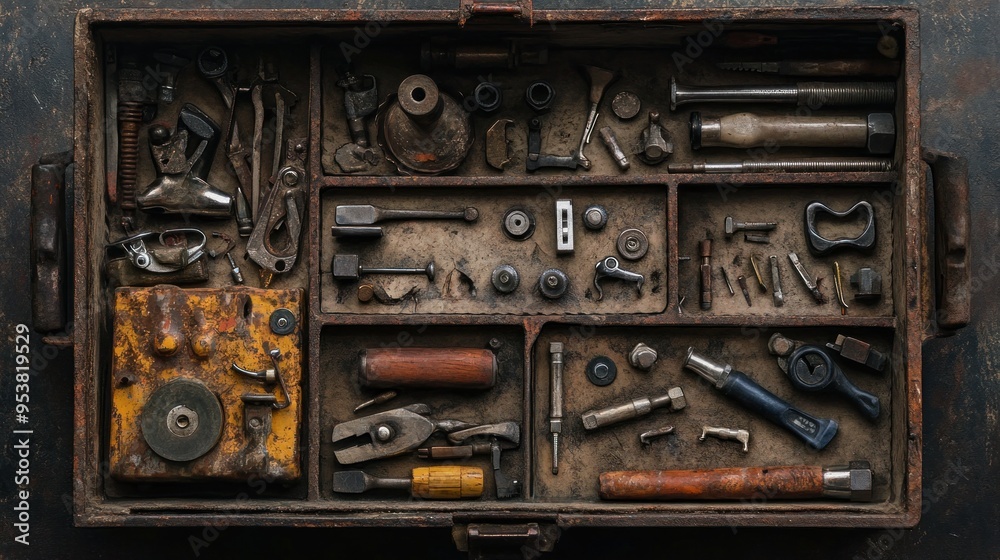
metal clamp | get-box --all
[593,256,644,301]
[110,228,207,273]
[805,201,876,255]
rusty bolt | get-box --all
[628,343,658,371]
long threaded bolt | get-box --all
[669,158,894,174]
[670,77,895,110]
[725,216,778,236]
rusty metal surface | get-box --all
[108,286,303,484]
[0,2,996,560]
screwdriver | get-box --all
[332,466,484,499]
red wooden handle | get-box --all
[599,466,825,501]
[359,348,497,389]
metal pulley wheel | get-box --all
[141,378,224,462]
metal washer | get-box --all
[586,356,618,386]
[141,378,224,462]
[270,308,297,335]
[538,268,569,299]
[617,228,649,260]
[611,91,641,120]
[502,208,536,240]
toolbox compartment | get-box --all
[49,5,972,554]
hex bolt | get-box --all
[628,343,658,371]
[581,387,687,430]
[725,216,778,236]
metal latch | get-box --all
[459,0,533,26]
[453,523,560,560]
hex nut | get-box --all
[849,460,874,502]
[667,386,687,411]
[628,343,658,371]
[866,113,895,155]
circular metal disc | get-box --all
[586,356,618,386]
[141,379,224,462]
[502,208,535,240]
[269,308,296,335]
[538,268,569,299]
[611,91,641,120]
[617,228,649,260]
[491,264,520,294]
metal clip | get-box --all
[110,228,207,273]
[247,139,307,285]
[232,348,290,410]
[593,256,644,301]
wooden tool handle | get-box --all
[599,466,825,501]
[359,348,497,389]
[410,466,484,499]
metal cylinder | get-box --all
[682,347,730,387]
[359,347,497,389]
[691,112,894,154]
[670,77,895,110]
[397,74,443,126]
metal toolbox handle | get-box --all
[30,151,73,340]
[923,148,971,335]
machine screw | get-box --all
[628,343,658,371]
[724,216,778,236]
[491,264,520,294]
[538,269,569,299]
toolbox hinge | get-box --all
[459,0,533,26]
[453,523,560,560]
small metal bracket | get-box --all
[454,523,560,560]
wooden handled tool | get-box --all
[333,466,484,499]
[359,347,497,389]
[599,462,873,502]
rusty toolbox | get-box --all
[30,4,972,556]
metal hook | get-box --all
[232,348,290,410]
[593,256,644,301]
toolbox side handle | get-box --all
[923,149,971,335]
[30,151,73,339]
[460,0,532,25]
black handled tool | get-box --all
[785,346,880,421]
[683,348,838,450]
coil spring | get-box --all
[117,101,143,211]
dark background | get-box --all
[1,1,997,558]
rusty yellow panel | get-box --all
[109,285,303,483]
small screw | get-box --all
[737,275,752,307]
[725,216,777,236]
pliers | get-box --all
[331,404,475,464]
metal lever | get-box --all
[593,256,644,301]
[111,228,207,273]
[574,65,619,169]
[232,348,291,410]
[246,139,308,286]
[785,346,880,421]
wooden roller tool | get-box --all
[333,466,484,499]
[359,347,497,389]
[599,461,873,502]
